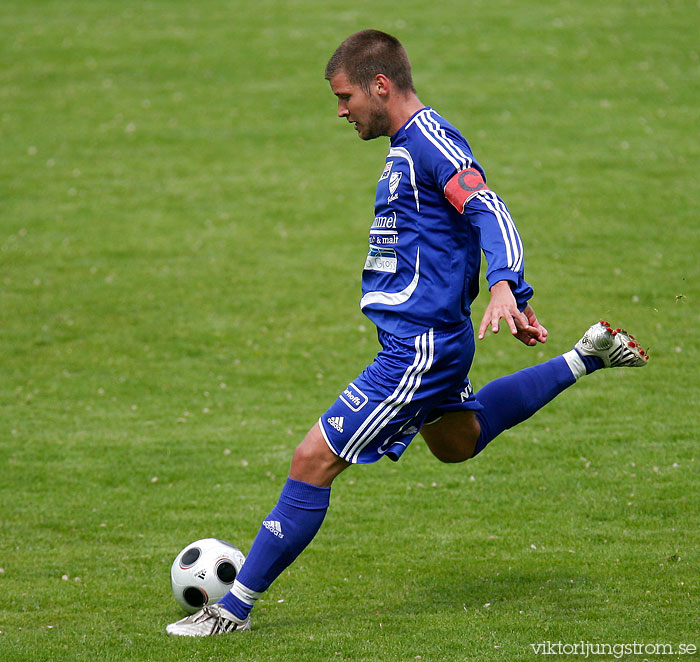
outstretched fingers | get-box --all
[478,292,547,347]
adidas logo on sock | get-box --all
[327,416,344,433]
[263,520,284,539]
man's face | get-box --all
[329,70,391,140]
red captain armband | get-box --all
[444,168,489,213]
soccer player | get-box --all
[166,29,648,636]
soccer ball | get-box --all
[170,538,246,613]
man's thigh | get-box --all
[420,410,480,463]
[319,324,475,464]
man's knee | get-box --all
[289,424,349,487]
[291,430,322,472]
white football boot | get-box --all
[575,320,649,368]
[166,604,250,637]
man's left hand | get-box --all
[478,281,548,346]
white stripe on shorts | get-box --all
[340,329,435,464]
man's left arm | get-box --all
[444,168,547,346]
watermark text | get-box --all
[530,641,697,659]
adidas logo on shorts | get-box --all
[327,416,344,433]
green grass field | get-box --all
[1,1,698,660]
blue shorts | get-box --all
[318,321,483,464]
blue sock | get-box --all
[472,356,576,457]
[574,349,605,374]
[218,477,330,620]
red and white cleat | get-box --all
[575,320,650,368]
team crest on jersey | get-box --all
[389,171,402,194]
[379,161,393,181]
[387,171,402,202]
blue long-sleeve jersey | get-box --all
[360,107,533,337]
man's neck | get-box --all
[387,94,425,136]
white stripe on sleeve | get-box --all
[476,191,518,269]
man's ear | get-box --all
[374,74,391,96]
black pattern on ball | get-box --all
[180,547,201,568]
[216,560,237,583]
[183,586,206,608]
